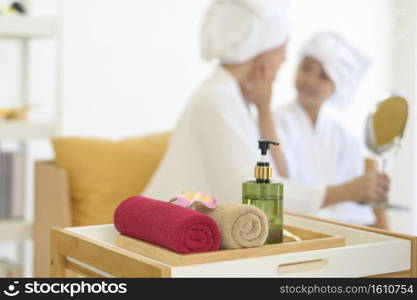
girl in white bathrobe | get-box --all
[275,32,390,225]
[144,1,389,224]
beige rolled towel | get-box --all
[193,202,268,249]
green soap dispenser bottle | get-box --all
[242,140,284,244]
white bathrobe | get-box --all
[144,67,325,215]
[275,101,376,225]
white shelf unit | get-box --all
[0,220,32,242]
[0,1,61,277]
[0,16,55,38]
[0,121,58,140]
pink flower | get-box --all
[172,192,218,209]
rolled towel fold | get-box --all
[114,196,221,254]
[193,202,268,249]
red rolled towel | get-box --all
[114,196,221,254]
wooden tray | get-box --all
[115,225,345,266]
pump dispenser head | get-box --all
[258,140,279,156]
[255,140,279,183]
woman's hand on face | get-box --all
[241,63,274,114]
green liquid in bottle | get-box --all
[242,181,283,244]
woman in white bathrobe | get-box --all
[275,32,390,225]
[144,0,388,221]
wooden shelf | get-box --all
[0,16,56,38]
[0,120,58,140]
[0,220,32,242]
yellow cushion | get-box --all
[52,132,170,226]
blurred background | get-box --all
[0,0,416,277]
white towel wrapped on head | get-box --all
[301,31,371,109]
[201,0,291,64]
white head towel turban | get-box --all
[301,31,371,109]
[200,0,291,64]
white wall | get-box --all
[385,0,417,234]
[57,0,213,138]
